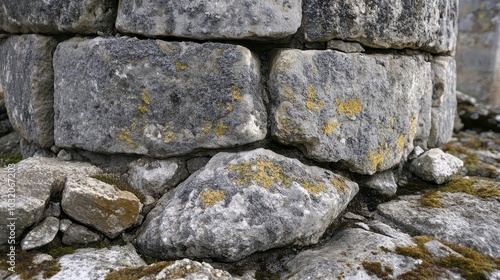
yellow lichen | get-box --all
[396,135,407,153]
[231,84,243,102]
[118,129,133,144]
[368,144,388,171]
[327,84,332,90]
[302,180,327,195]
[305,85,324,112]
[330,176,348,193]
[228,159,291,189]
[201,121,212,136]
[138,105,148,113]
[226,103,233,112]
[162,124,169,132]
[163,132,176,143]
[409,115,418,140]
[141,89,150,105]
[283,85,297,102]
[323,121,338,135]
[419,190,443,208]
[213,67,220,73]
[199,190,226,209]
[175,61,187,71]
[215,123,228,136]
[335,98,362,117]
[131,122,137,130]
[390,116,396,127]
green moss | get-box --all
[419,190,443,208]
[440,178,500,198]
[92,173,147,203]
[0,152,22,167]
[361,261,393,279]
[47,246,75,258]
[105,261,174,280]
[0,250,62,280]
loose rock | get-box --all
[20,217,59,250]
[409,148,463,184]
[62,223,102,246]
[357,170,398,196]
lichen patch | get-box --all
[305,85,324,112]
[323,121,338,135]
[199,190,226,209]
[335,98,362,116]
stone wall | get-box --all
[0,0,459,271]
[456,0,500,106]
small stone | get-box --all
[409,146,425,160]
[327,39,365,53]
[343,212,366,221]
[57,149,72,161]
[62,224,102,246]
[32,254,53,265]
[59,219,72,233]
[409,149,464,184]
[357,170,398,196]
[44,202,61,218]
[21,217,59,250]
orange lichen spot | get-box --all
[335,98,362,117]
[323,121,338,135]
[306,85,324,112]
[397,135,407,153]
[199,190,226,209]
[141,89,150,105]
[215,123,228,136]
[163,132,176,143]
[231,84,243,102]
[175,61,187,71]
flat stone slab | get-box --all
[54,37,267,158]
[269,49,432,175]
[116,0,301,40]
[136,148,358,261]
[303,0,458,54]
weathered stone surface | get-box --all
[409,149,463,184]
[303,0,458,53]
[186,156,211,174]
[378,182,500,257]
[284,227,416,279]
[357,170,398,196]
[0,158,101,244]
[429,56,457,148]
[61,176,142,238]
[20,217,59,250]
[50,245,146,280]
[326,39,365,53]
[0,132,21,157]
[0,0,117,35]
[1,35,58,148]
[116,0,301,40]
[136,148,358,261]
[127,158,189,198]
[62,223,103,246]
[269,49,432,175]
[54,37,267,157]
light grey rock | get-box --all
[378,187,500,257]
[269,49,432,175]
[59,219,72,233]
[409,146,425,160]
[19,138,54,159]
[0,132,21,157]
[1,35,58,148]
[32,253,53,265]
[61,176,143,239]
[187,156,211,174]
[284,227,416,279]
[343,212,366,221]
[136,148,358,262]
[303,0,458,54]
[54,37,267,157]
[326,39,365,53]
[56,149,71,161]
[423,240,462,259]
[62,223,102,246]
[0,158,101,244]
[428,56,457,148]
[50,244,146,280]
[357,170,398,196]
[44,202,61,217]
[0,0,117,35]
[20,217,59,250]
[127,158,189,198]
[116,0,301,40]
[409,148,463,184]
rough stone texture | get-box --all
[428,56,457,148]
[20,217,59,250]
[303,0,458,54]
[409,148,463,184]
[0,0,117,35]
[186,156,211,174]
[116,0,301,40]
[1,35,58,148]
[62,223,103,246]
[284,227,416,279]
[136,148,358,262]
[50,245,146,280]
[269,49,432,175]
[61,176,142,239]
[54,37,267,157]
[127,158,189,198]
[0,158,101,244]
[0,132,21,157]
[357,170,398,196]
[326,39,365,53]
[378,185,500,257]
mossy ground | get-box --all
[104,261,174,280]
[0,152,22,167]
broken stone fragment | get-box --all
[21,217,59,250]
[409,148,463,184]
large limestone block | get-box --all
[136,148,358,261]
[1,35,58,148]
[0,0,117,35]
[303,0,458,53]
[269,49,432,175]
[116,0,301,40]
[54,37,267,157]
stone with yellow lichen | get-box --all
[136,148,358,262]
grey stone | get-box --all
[0,132,20,157]
[32,253,53,265]
[0,158,101,244]
[19,138,54,159]
[0,0,117,35]
[20,217,59,250]
[54,37,267,157]
[378,186,500,257]
[343,212,366,221]
[50,244,146,280]
[284,227,416,279]
[303,0,458,54]
[409,148,463,184]
[136,148,358,262]
[127,158,189,198]
[116,0,301,40]
[186,156,211,174]
[423,240,463,259]
[409,146,425,160]
[44,202,61,217]
[1,35,58,148]
[326,39,365,53]
[0,119,12,137]
[61,176,143,239]
[428,56,457,148]
[357,170,398,196]
[62,223,102,246]
[269,49,432,175]
[56,149,72,161]
[59,219,72,233]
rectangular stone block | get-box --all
[303,0,458,54]
[53,37,267,157]
[116,0,301,40]
[269,49,432,175]
[1,35,58,148]
[0,0,117,35]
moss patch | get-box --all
[362,261,393,279]
[419,190,443,208]
[0,152,22,167]
[440,178,500,198]
[105,261,174,280]
[0,250,62,280]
